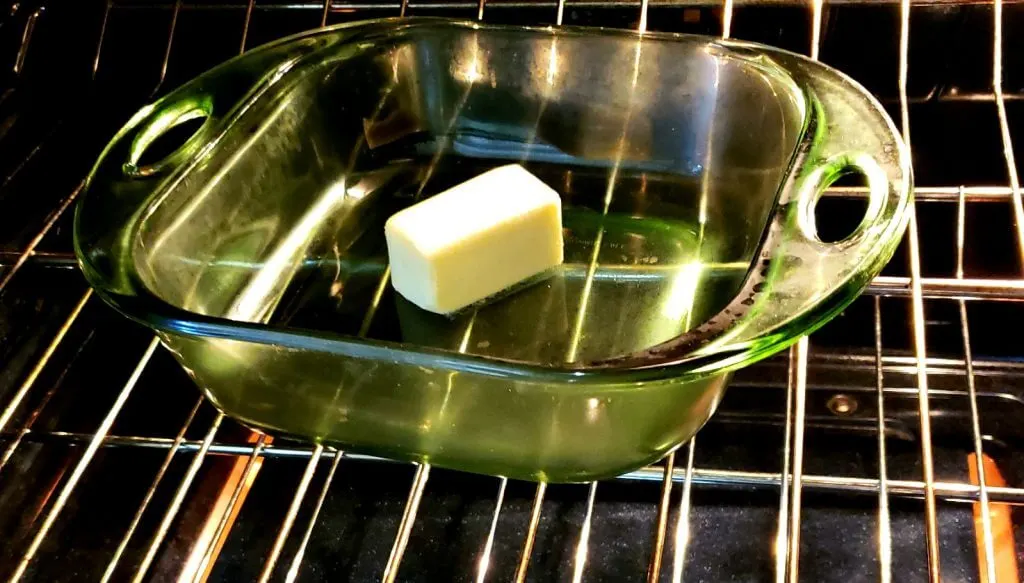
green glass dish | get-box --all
[75,18,911,483]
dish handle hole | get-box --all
[124,102,210,178]
[812,170,871,244]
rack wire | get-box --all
[1,0,1024,581]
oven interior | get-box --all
[3,1,1024,581]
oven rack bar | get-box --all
[5,430,1024,505]
[10,249,1024,302]
[105,0,1024,10]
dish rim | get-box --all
[74,16,912,386]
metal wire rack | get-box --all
[2,0,1024,581]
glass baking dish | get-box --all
[75,18,911,482]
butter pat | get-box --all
[385,164,564,315]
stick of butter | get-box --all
[384,164,564,315]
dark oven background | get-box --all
[3,1,1024,581]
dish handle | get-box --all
[689,62,913,370]
[74,34,336,298]
[593,59,913,375]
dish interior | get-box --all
[133,26,807,365]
